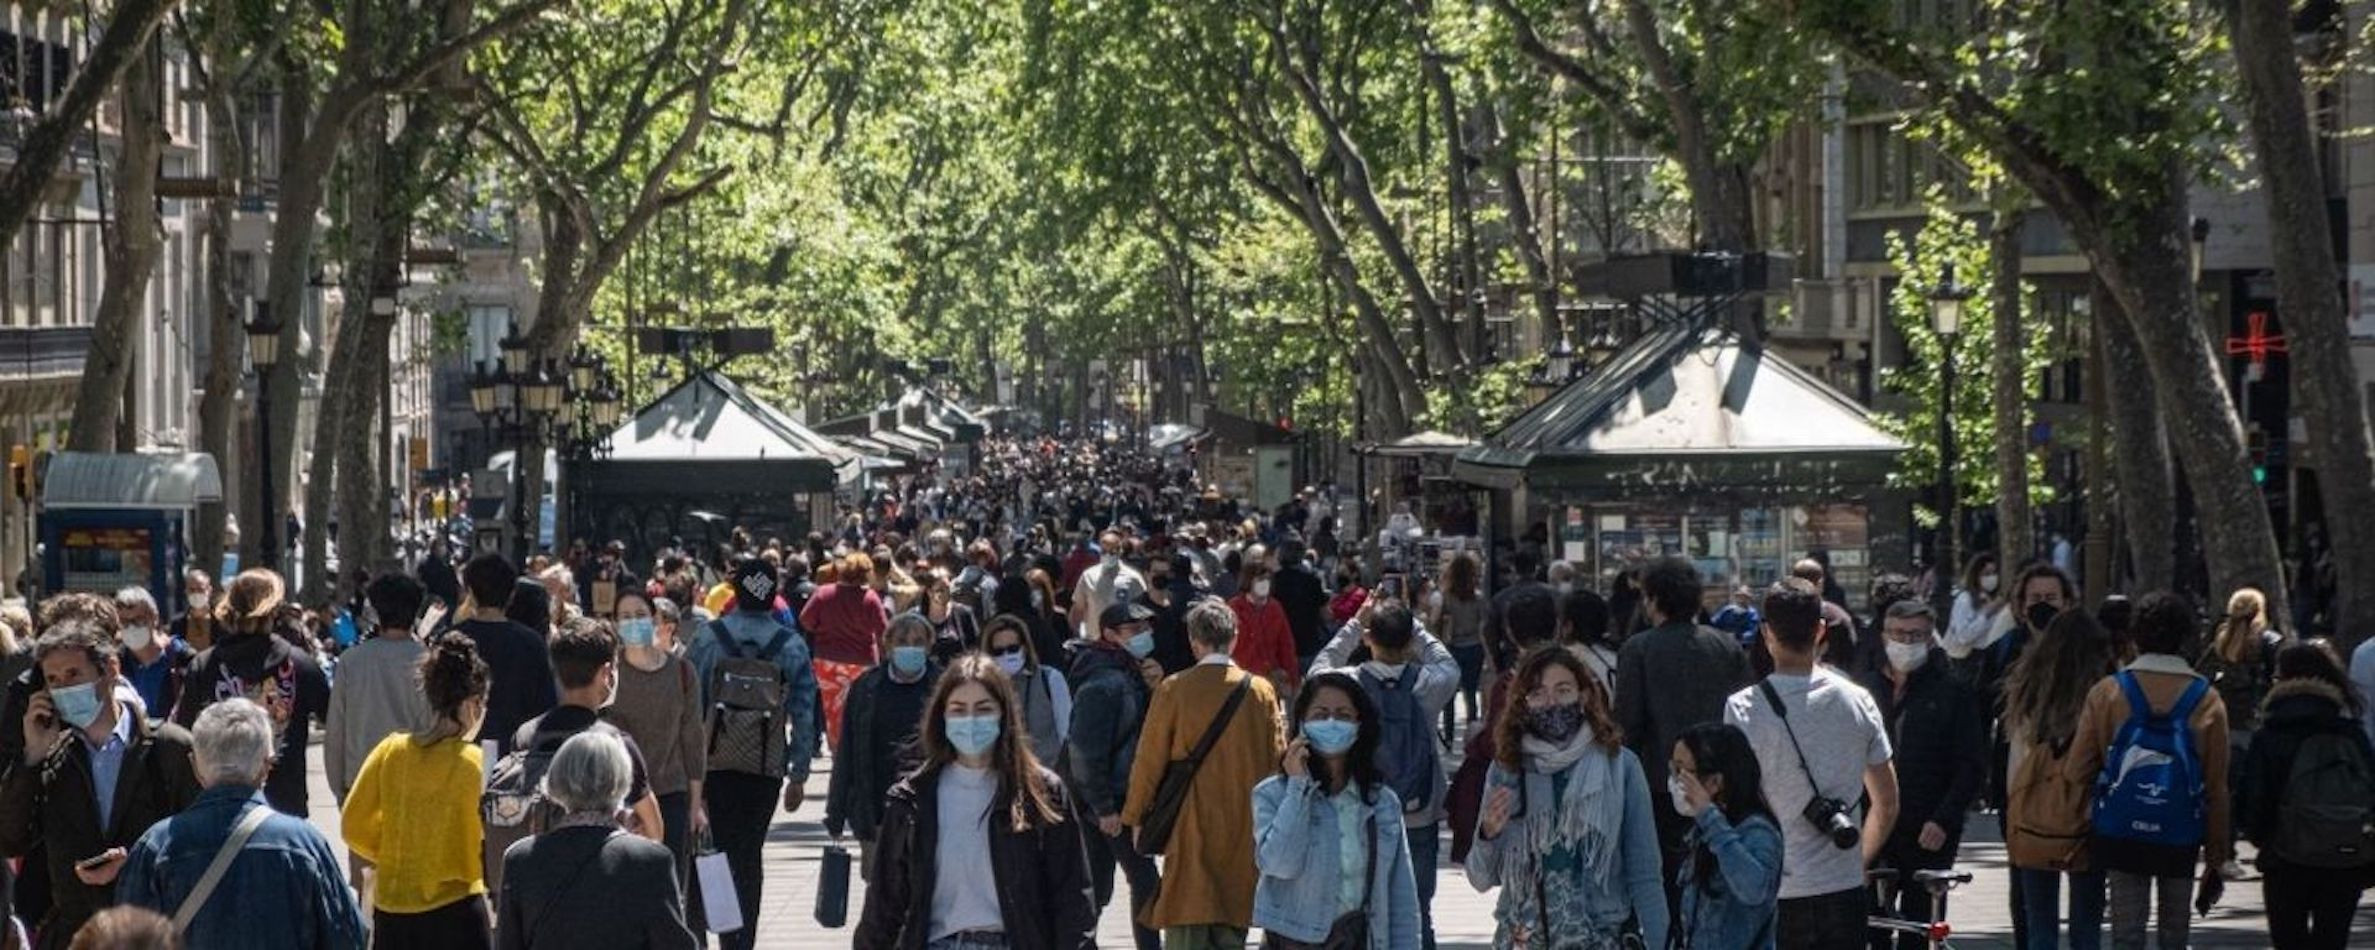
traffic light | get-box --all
[2246,428,2269,486]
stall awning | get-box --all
[42,452,222,510]
[1456,326,1903,493]
[1149,424,1210,453]
[1360,430,1475,458]
[605,370,853,466]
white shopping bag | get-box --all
[696,847,743,933]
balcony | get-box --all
[1773,279,1867,343]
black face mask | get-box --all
[2026,602,2060,634]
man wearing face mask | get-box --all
[166,569,217,654]
[0,619,202,949]
[824,614,941,877]
[1852,601,1986,949]
[1070,530,1146,642]
[1978,564,2075,811]
[1065,601,1163,950]
[111,588,183,719]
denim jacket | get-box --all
[115,785,366,950]
[686,610,822,782]
[1251,774,1420,948]
[1676,808,1781,949]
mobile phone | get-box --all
[74,850,118,871]
[1379,574,1406,601]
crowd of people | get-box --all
[0,435,2360,950]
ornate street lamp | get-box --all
[1927,264,1972,622]
[245,302,283,570]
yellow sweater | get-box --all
[341,733,487,912]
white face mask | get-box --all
[122,625,156,652]
[1980,573,2000,594]
[1886,640,1931,674]
[1667,775,1700,818]
[1252,579,1272,599]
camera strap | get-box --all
[1758,679,1832,803]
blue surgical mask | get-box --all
[890,645,929,677]
[946,714,1001,757]
[50,682,101,730]
[617,617,656,648]
[993,652,1026,677]
[1126,630,1156,659]
[1303,718,1357,756]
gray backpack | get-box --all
[707,620,795,778]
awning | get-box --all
[42,452,222,510]
[1148,424,1211,453]
[1359,430,1475,458]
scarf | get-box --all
[1494,726,1626,899]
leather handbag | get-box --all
[814,841,852,928]
[1136,676,1253,856]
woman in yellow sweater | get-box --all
[343,632,494,948]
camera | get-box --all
[1803,796,1860,850]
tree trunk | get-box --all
[1403,0,1483,358]
[2071,166,2288,618]
[1617,0,1753,254]
[2098,276,2177,594]
[1482,102,1558,334]
[262,73,327,564]
[66,39,164,452]
[2224,0,2375,642]
[191,31,246,579]
[1988,206,2033,571]
[300,292,359,604]
[0,0,177,255]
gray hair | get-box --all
[112,586,157,618]
[192,698,275,787]
[650,597,681,624]
[542,731,632,814]
[32,620,114,672]
[885,611,935,645]
[1185,597,1237,652]
[1885,600,1939,625]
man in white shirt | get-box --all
[1725,578,1900,950]
[1070,529,1146,640]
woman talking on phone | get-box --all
[1250,671,1420,948]
[1465,647,1667,949]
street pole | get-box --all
[256,371,277,571]
[1932,337,1957,621]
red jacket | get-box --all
[798,581,886,666]
[1228,595,1300,687]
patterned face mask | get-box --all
[1526,701,1585,743]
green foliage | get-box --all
[1874,191,2056,525]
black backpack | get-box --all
[2269,727,2375,869]
[1358,668,1437,811]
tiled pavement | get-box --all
[302,733,2374,948]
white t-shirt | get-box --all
[930,764,1004,939]
[1724,669,1893,900]
[1074,559,1145,638]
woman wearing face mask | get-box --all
[924,571,984,665]
[980,615,1071,767]
[1430,554,1489,734]
[1941,553,2003,664]
[1250,671,1421,949]
[1670,722,1781,949]
[854,655,1098,949]
[1231,562,1301,697]
[603,593,707,879]
[342,634,494,948]
[1467,648,1668,949]
[826,614,944,875]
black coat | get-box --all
[1616,620,1752,839]
[1856,651,1987,854]
[171,630,330,816]
[825,665,940,840]
[1272,563,1331,658]
[853,766,1097,950]
[0,707,201,950]
[2236,678,2375,877]
[497,825,696,950]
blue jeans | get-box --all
[1407,821,1440,950]
[2014,867,2105,950]
[1447,643,1485,732]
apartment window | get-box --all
[466,305,512,369]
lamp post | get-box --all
[555,347,623,549]
[2190,216,2211,285]
[245,302,283,570]
[1928,264,1970,621]
[471,323,563,562]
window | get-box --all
[466,305,511,369]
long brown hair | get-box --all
[2002,609,2117,748]
[1442,552,1480,602]
[1494,646,1622,770]
[914,654,1064,831]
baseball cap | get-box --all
[1100,601,1155,630]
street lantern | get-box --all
[525,360,565,415]
[1545,334,1578,382]
[468,361,500,417]
[498,323,530,377]
[568,345,599,393]
[1927,265,1969,338]
[592,380,624,430]
[244,302,282,369]
[245,300,284,570]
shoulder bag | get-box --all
[172,804,274,932]
[1135,675,1252,856]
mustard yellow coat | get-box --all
[1122,662,1284,929]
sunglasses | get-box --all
[990,645,1026,657]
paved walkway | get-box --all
[301,734,2371,948]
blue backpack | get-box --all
[2090,672,2210,850]
[1359,668,1437,811]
